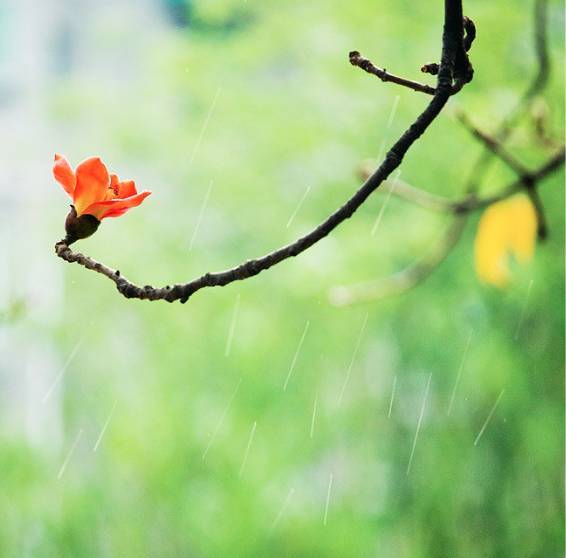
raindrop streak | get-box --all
[188,87,221,166]
[188,179,214,251]
[386,95,401,128]
[406,373,432,476]
[286,185,312,228]
[377,138,387,165]
[338,312,369,405]
[310,391,318,439]
[376,95,401,161]
[323,473,333,526]
[446,330,473,416]
[225,294,241,357]
[474,389,505,446]
[371,170,401,237]
[283,321,310,391]
[387,375,398,418]
[514,279,534,340]
[57,428,83,479]
[239,421,257,477]
[93,400,117,452]
[43,337,84,404]
[202,378,242,461]
[270,488,295,532]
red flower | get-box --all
[53,154,151,220]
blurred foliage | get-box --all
[161,0,251,36]
[1,0,564,556]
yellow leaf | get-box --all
[474,194,537,287]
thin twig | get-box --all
[457,113,532,177]
[55,1,472,304]
[456,111,553,238]
[332,149,563,305]
[531,99,560,149]
[521,0,550,113]
[524,180,549,239]
[349,51,437,95]
[386,149,564,214]
[329,219,465,305]
[350,35,473,98]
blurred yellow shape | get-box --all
[474,194,537,287]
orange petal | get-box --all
[53,154,76,196]
[117,180,137,199]
[73,157,110,215]
[83,191,151,220]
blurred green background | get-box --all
[0,0,564,556]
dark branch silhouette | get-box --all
[56,0,473,304]
[333,0,562,305]
[351,14,475,97]
[349,51,437,95]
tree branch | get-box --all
[382,148,564,214]
[331,149,563,305]
[331,0,557,305]
[422,15,476,79]
[349,51,437,95]
[330,219,467,305]
[464,0,549,197]
[455,111,553,238]
[55,0,472,304]
[456,112,532,177]
[349,13,474,98]
[531,99,561,149]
